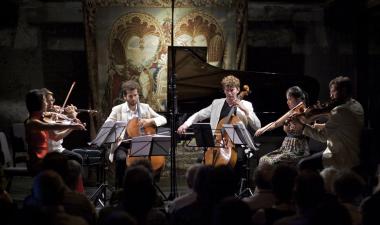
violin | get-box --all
[204,85,251,167]
[42,111,86,129]
[289,99,339,124]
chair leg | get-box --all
[5,176,13,192]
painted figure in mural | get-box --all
[138,67,154,103]
[104,80,167,188]
[177,75,261,178]
[255,86,310,169]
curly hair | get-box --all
[221,75,240,89]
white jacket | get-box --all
[183,98,261,133]
[105,102,167,162]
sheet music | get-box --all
[222,124,244,145]
[90,120,128,146]
[130,134,170,156]
[222,122,257,150]
[234,122,257,150]
[110,121,128,143]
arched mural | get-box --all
[105,12,167,111]
[84,0,245,129]
[174,11,225,67]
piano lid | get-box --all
[168,46,320,117]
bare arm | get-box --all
[48,129,73,141]
[26,118,85,133]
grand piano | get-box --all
[164,46,321,197]
[168,46,320,139]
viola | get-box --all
[204,85,251,167]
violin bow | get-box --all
[60,81,76,113]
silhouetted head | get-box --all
[26,89,45,113]
[32,170,66,206]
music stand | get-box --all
[222,123,257,151]
[223,122,257,198]
[130,134,170,157]
[88,120,128,206]
[192,123,215,148]
[90,121,128,147]
[130,134,171,200]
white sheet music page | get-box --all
[130,135,153,156]
[91,121,115,146]
[91,120,129,147]
[222,124,243,145]
[108,121,128,143]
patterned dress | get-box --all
[259,121,310,168]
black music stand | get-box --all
[193,123,215,148]
[88,121,128,207]
[130,135,170,157]
[130,134,171,200]
[223,122,257,198]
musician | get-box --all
[24,89,85,174]
[41,88,83,165]
[177,75,261,175]
[293,76,364,171]
[105,80,167,188]
[255,86,310,168]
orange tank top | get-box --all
[26,113,49,159]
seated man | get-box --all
[104,80,167,188]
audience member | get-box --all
[334,169,365,225]
[167,163,203,214]
[19,170,88,225]
[243,163,275,212]
[212,197,251,225]
[252,164,297,225]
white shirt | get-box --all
[105,101,167,162]
[303,98,364,169]
[183,98,261,133]
[48,139,65,153]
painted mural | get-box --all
[84,0,244,124]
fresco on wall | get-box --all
[84,0,240,125]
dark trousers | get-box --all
[114,143,130,188]
[236,146,248,179]
[63,149,83,165]
[297,151,324,171]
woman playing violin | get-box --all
[255,86,310,169]
[40,88,84,165]
[24,89,85,175]
[177,75,261,177]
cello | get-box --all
[125,100,166,175]
[204,85,251,167]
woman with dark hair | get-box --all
[24,89,85,174]
[256,86,310,168]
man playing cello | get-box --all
[177,75,261,177]
[105,80,167,188]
